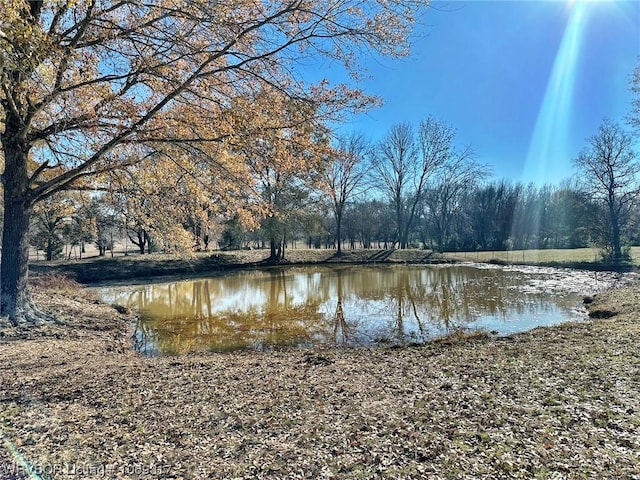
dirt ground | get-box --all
[0,272,639,479]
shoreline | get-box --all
[1,257,638,478]
[28,248,637,286]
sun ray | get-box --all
[1,432,44,480]
[512,1,589,251]
[522,1,587,184]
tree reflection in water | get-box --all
[333,268,349,345]
[100,265,589,355]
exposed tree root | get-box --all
[21,303,58,326]
[3,298,58,328]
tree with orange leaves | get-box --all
[231,86,332,261]
[0,0,426,324]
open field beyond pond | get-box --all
[28,246,640,285]
[1,258,640,478]
[444,247,640,266]
[31,245,640,266]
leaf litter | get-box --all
[0,283,639,479]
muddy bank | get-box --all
[1,282,639,478]
[27,249,452,284]
[30,248,637,287]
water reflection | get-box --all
[98,265,595,355]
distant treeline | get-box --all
[24,119,638,263]
[221,180,631,255]
[24,178,635,262]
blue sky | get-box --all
[311,0,640,184]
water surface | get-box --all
[97,264,611,355]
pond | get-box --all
[96,264,615,355]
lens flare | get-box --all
[1,433,44,480]
[523,2,587,183]
[512,2,588,251]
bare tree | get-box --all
[371,117,455,249]
[629,64,640,133]
[371,123,416,248]
[325,132,369,253]
[424,149,488,251]
[574,119,639,262]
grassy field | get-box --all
[35,244,640,268]
[443,247,606,264]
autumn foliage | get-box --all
[0,0,426,322]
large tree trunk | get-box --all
[1,197,33,323]
[46,238,55,261]
[129,228,146,254]
[610,205,622,262]
[605,192,622,262]
[395,202,404,249]
[1,133,35,324]
[269,237,278,262]
[336,210,343,254]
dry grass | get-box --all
[445,246,640,265]
[430,328,491,346]
[1,283,640,479]
[28,273,97,301]
[29,273,85,291]
[444,247,602,264]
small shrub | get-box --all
[30,273,82,290]
[487,258,508,266]
[598,244,632,264]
